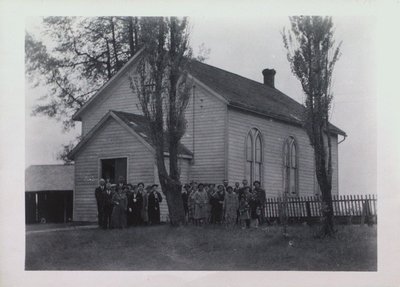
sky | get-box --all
[25,16,377,195]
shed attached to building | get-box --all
[25,164,74,224]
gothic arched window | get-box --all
[245,128,263,185]
[284,136,298,196]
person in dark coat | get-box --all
[253,180,266,225]
[238,179,251,201]
[111,184,128,229]
[210,184,225,224]
[248,190,261,228]
[148,184,162,225]
[116,176,126,192]
[182,184,190,224]
[127,185,143,226]
[233,182,240,195]
[102,182,114,229]
[95,178,106,228]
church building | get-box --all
[68,50,346,222]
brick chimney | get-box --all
[262,68,276,88]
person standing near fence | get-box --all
[95,178,106,228]
[248,190,261,228]
[253,180,266,225]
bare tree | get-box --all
[130,17,192,226]
[283,16,342,236]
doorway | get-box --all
[101,157,127,184]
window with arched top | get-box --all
[283,136,298,196]
[245,128,263,185]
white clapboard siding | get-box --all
[73,117,155,222]
[80,62,142,136]
[227,108,339,197]
[181,85,227,184]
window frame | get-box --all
[244,128,263,185]
[283,136,299,197]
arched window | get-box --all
[284,136,298,196]
[245,128,263,185]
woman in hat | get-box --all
[206,183,215,224]
[127,184,143,226]
[138,183,149,225]
[210,184,225,224]
[193,183,208,226]
[224,186,239,227]
[148,184,162,225]
[111,184,128,229]
[188,182,197,224]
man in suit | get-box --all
[95,178,106,228]
[253,180,267,225]
[102,183,114,229]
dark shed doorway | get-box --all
[25,191,73,224]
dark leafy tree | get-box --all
[130,17,192,226]
[282,16,342,236]
[25,16,142,131]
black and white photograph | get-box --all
[1,0,400,286]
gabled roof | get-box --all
[25,164,74,192]
[71,48,345,136]
[68,110,193,160]
[188,60,346,136]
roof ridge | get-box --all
[190,60,305,109]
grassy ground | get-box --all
[25,224,377,271]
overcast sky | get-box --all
[25,16,377,195]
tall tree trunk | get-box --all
[313,127,335,236]
[127,17,135,57]
[110,17,121,70]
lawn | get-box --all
[25,224,377,271]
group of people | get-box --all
[95,176,163,229]
[94,176,266,230]
[182,179,266,228]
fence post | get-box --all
[361,199,371,226]
[306,201,312,226]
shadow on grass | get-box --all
[25,224,377,271]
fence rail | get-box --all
[264,194,377,224]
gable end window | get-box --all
[283,136,298,196]
[245,128,263,185]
